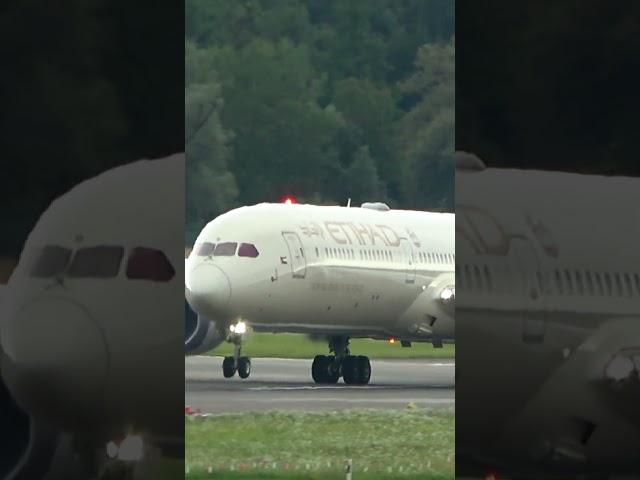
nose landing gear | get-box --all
[312,336,371,385]
[222,330,251,379]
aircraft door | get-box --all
[510,237,546,343]
[400,239,416,284]
[281,231,307,279]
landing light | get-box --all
[440,286,455,303]
[105,435,144,462]
[230,321,247,335]
[388,337,396,344]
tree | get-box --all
[185,41,238,242]
[397,41,454,210]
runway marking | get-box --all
[230,397,455,404]
[249,385,385,391]
[248,385,453,391]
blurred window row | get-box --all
[30,245,175,282]
[456,263,640,298]
[417,252,454,265]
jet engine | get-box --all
[184,300,228,355]
[0,364,83,480]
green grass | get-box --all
[212,332,454,359]
[186,409,454,480]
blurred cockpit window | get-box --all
[196,242,216,256]
[126,247,175,282]
[213,242,237,256]
[30,245,72,278]
[238,243,259,258]
[67,246,124,278]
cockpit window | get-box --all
[238,243,259,258]
[30,245,72,278]
[213,242,237,256]
[126,247,175,282]
[196,242,216,257]
[67,246,124,278]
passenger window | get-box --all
[214,242,237,256]
[126,247,175,282]
[604,273,612,296]
[484,265,493,292]
[555,270,564,295]
[196,242,216,256]
[615,274,623,296]
[30,245,72,278]
[564,270,573,295]
[474,265,482,290]
[67,246,124,278]
[575,271,584,295]
[624,273,632,296]
[595,273,603,296]
[238,243,259,258]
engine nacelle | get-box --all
[396,274,455,342]
[184,300,228,355]
[1,362,86,480]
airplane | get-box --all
[0,154,185,479]
[455,152,640,479]
[185,200,455,385]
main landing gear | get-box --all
[222,333,251,379]
[312,336,371,385]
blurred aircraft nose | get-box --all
[1,299,109,428]
[185,263,231,315]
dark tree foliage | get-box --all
[0,0,183,255]
[185,0,455,242]
[457,0,640,175]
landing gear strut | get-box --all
[223,332,251,379]
[312,336,371,385]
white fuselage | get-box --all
[186,203,455,343]
[456,165,640,474]
[0,156,185,443]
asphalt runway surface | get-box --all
[185,356,455,413]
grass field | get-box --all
[186,409,454,480]
[212,332,454,359]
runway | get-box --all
[185,356,455,413]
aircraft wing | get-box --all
[495,318,640,468]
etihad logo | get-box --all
[298,221,419,247]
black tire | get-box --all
[342,355,359,385]
[312,355,328,383]
[324,355,340,384]
[222,356,236,378]
[238,356,251,379]
[357,355,371,385]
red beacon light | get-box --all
[282,196,297,205]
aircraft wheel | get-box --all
[312,355,339,384]
[238,356,251,379]
[325,355,340,384]
[357,355,371,385]
[342,355,359,385]
[222,356,236,378]
[312,355,328,383]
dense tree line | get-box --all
[0,0,183,256]
[456,1,640,175]
[186,0,455,242]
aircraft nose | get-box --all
[185,263,231,315]
[1,299,108,427]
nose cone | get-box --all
[1,299,109,427]
[185,264,231,316]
